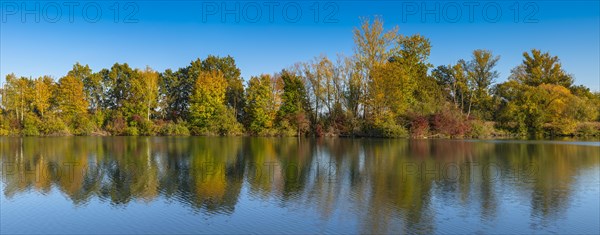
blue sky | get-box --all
[1,1,599,90]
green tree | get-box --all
[245,75,278,135]
[159,59,202,120]
[498,83,577,135]
[462,50,500,119]
[371,59,413,113]
[201,55,245,121]
[66,63,103,113]
[189,70,227,134]
[511,49,573,87]
[496,50,582,135]
[132,67,159,121]
[391,34,438,115]
[277,70,310,136]
[104,63,135,111]
[432,63,468,110]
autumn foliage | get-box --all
[1,18,599,138]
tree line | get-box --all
[1,17,599,137]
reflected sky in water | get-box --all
[1,137,599,234]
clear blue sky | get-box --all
[1,1,599,91]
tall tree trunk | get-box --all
[467,91,473,118]
[20,89,24,122]
[147,99,151,121]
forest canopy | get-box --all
[1,17,599,138]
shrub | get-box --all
[173,123,191,136]
[431,108,471,137]
[380,122,408,138]
[315,123,324,137]
[371,117,408,138]
[190,126,212,136]
[40,115,70,136]
[543,120,576,136]
[138,119,157,136]
[325,104,346,135]
[215,107,243,136]
[409,115,429,138]
[91,110,107,130]
[124,126,139,136]
[189,106,242,136]
[468,120,496,138]
[277,112,310,137]
[258,128,278,137]
[106,113,127,135]
[73,116,95,136]
[575,122,600,136]
[0,113,10,136]
[22,114,40,136]
[158,120,190,136]
[276,119,297,136]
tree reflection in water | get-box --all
[1,137,598,233]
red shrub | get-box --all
[315,124,323,137]
[410,115,430,138]
[431,109,471,137]
[107,114,126,135]
[132,114,143,123]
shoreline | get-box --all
[1,132,598,140]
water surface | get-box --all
[1,137,599,234]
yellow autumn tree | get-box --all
[57,75,89,134]
[190,70,242,135]
[33,76,53,118]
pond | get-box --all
[1,137,598,234]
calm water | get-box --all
[1,137,599,234]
